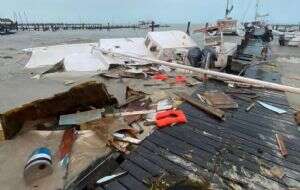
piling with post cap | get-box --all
[186,21,191,35]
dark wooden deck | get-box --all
[95,68,300,189]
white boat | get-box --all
[24,30,238,73]
[24,30,202,72]
[194,25,239,68]
[285,32,300,47]
[217,19,245,36]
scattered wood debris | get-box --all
[275,134,288,157]
[202,90,239,109]
[176,92,225,120]
[294,111,300,125]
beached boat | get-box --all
[283,32,300,47]
[245,0,270,38]
[194,25,239,69]
[25,30,237,73]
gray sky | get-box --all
[1,0,299,24]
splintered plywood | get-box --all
[0,81,117,139]
[202,91,238,109]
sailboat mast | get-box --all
[225,0,229,18]
[255,0,259,21]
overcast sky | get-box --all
[0,0,299,24]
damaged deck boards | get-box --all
[100,72,300,189]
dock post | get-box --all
[186,21,191,35]
[151,21,155,32]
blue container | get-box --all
[24,147,53,182]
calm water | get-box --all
[0,24,206,50]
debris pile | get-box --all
[1,31,300,189]
[0,62,208,189]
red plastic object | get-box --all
[175,75,186,84]
[155,109,187,128]
[153,73,168,81]
[58,128,77,160]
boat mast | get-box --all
[225,0,233,19]
[225,0,229,18]
[255,0,259,21]
[255,0,269,22]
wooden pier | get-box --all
[272,24,300,32]
[0,18,17,34]
[16,22,169,32]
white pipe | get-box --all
[102,50,300,94]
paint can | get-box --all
[24,147,53,182]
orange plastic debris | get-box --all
[153,73,168,81]
[155,109,187,128]
[175,75,186,84]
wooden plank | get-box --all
[143,137,287,189]
[127,153,165,177]
[120,160,152,183]
[183,110,300,157]
[182,103,300,151]
[165,124,300,181]
[103,181,127,190]
[117,172,149,190]
[182,117,300,167]
[197,115,300,157]
[139,141,227,189]
[151,130,300,187]
[176,92,225,120]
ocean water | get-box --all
[0,24,206,50]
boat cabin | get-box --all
[144,30,197,61]
[98,30,197,64]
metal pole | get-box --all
[151,21,155,32]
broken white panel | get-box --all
[257,101,287,114]
[95,38,151,65]
[24,43,97,68]
[96,171,127,184]
[157,99,173,111]
[113,133,142,144]
[59,109,104,126]
[63,53,109,72]
[146,30,197,49]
